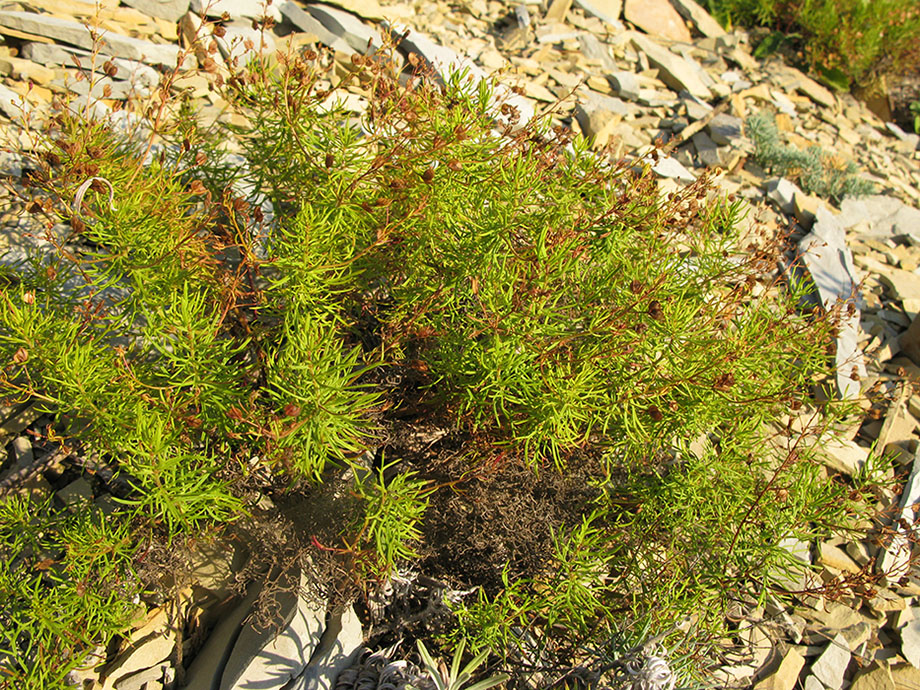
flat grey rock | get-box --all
[578,33,616,71]
[692,131,721,167]
[305,2,382,54]
[0,149,23,177]
[0,11,181,66]
[650,154,696,182]
[707,112,744,145]
[838,195,920,241]
[811,633,851,689]
[901,619,920,668]
[190,0,282,21]
[183,583,263,690]
[121,0,190,21]
[880,449,920,582]
[668,0,725,38]
[609,71,640,101]
[680,91,712,120]
[0,81,33,122]
[797,206,865,399]
[572,0,623,26]
[279,2,352,52]
[291,606,363,690]
[631,33,711,100]
[220,569,326,690]
[21,44,160,89]
[766,177,800,215]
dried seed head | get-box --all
[283,403,301,417]
[22,292,34,305]
[421,167,435,183]
[325,153,335,169]
[630,279,643,294]
[647,406,663,421]
[447,159,462,171]
[647,300,664,320]
[713,372,735,391]
[12,347,28,364]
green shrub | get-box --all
[705,0,920,92]
[0,42,884,687]
[746,110,874,202]
[0,496,141,687]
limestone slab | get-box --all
[0,11,181,66]
[630,33,711,100]
[572,0,623,27]
[624,0,691,42]
[668,0,725,38]
[753,648,805,690]
[120,0,189,21]
[190,0,282,21]
[797,206,866,399]
[290,605,363,689]
[305,2,382,54]
[219,570,326,690]
[278,2,352,53]
[811,633,851,689]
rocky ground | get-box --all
[2,0,920,687]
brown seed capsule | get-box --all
[713,372,735,391]
[283,403,301,417]
[647,406,663,421]
[630,279,642,294]
[647,300,663,320]
[447,160,462,171]
[102,60,117,77]
[22,292,34,305]
[325,153,334,169]
[421,167,434,183]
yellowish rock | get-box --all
[0,55,56,85]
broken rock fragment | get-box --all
[797,205,865,399]
[630,32,711,100]
[623,0,691,43]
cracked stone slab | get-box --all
[219,569,326,690]
[879,447,920,583]
[630,32,711,100]
[0,11,182,66]
[305,2,383,54]
[797,205,865,399]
